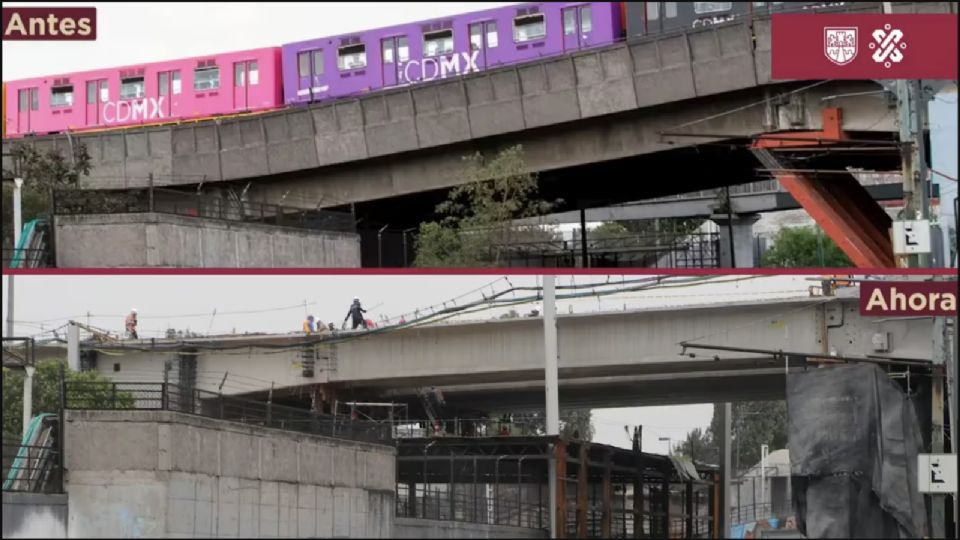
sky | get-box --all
[1,2,520,80]
[3,273,836,452]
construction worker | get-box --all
[343,297,368,330]
[125,308,139,339]
[303,315,316,334]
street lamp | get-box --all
[658,436,672,456]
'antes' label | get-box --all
[2,7,96,41]
[860,281,957,317]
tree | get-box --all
[1,142,92,249]
[2,361,134,439]
[413,145,561,267]
[761,226,852,267]
[673,427,717,465]
[674,401,788,471]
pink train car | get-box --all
[4,47,283,138]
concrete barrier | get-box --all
[64,410,395,538]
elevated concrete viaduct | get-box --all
[76,291,937,412]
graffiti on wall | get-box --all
[399,50,481,83]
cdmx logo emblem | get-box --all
[869,23,906,68]
[824,27,858,65]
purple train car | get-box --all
[281,2,622,105]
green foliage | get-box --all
[1,142,92,249]
[2,360,133,438]
[673,427,717,465]
[413,145,561,267]
[674,401,788,472]
[761,226,852,267]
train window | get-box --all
[312,51,324,75]
[298,51,310,76]
[564,9,576,35]
[51,86,74,108]
[32,88,39,110]
[487,22,498,47]
[753,2,766,5]
[338,44,367,71]
[581,6,592,32]
[249,61,259,85]
[171,71,181,94]
[18,89,29,111]
[159,72,169,96]
[383,39,395,63]
[665,2,678,17]
[424,29,454,57]
[235,63,245,87]
[193,67,220,91]
[87,81,97,103]
[398,36,410,62]
[646,2,659,20]
[694,2,733,14]
[470,24,483,50]
[120,76,145,99]
[514,14,546,42]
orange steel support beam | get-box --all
[753,107,896,267]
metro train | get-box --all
[3,1,858,139]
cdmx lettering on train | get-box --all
[2,2,852,139]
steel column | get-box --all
[577,443,589,538]
[602,449,613,538]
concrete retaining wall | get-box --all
[1,492,68,538]
[394,517,548,539]
[63,410,395,538]
[54,213,360,268]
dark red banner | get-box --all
[772,13,957,80]
[2,7,96,41]
[860,281,957,317]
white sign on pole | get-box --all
[918,454,957,493]
[893,220,932,254]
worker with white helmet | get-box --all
[125,308,139,339]
[343,297,368,330]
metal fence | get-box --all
[496,232,721,268]
[53,187,356,233]
[396,484,548,529]
[1,442,62,494]
[64,380,393,446]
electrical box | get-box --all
[871,332,891,352]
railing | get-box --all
[396,484,548,529]
[1,442,62,494]
[730,501,790,525]
[2,248,51,268]
[495,232,721,268]
[64,380,392,446]
[52,187,356,233]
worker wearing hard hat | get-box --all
[343,297,368,330]
[303,315,316,334]
[125,308,139,339]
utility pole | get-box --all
[544,274,560,538]
[6,178,24,339]
[896,78,933,267]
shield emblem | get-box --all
[824,27,858,65]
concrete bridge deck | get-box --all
[4,2,953,213]
[76,290,936,410]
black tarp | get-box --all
[787,363,928,538]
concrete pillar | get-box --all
[67,322,80,372]
[711,214,761,268]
